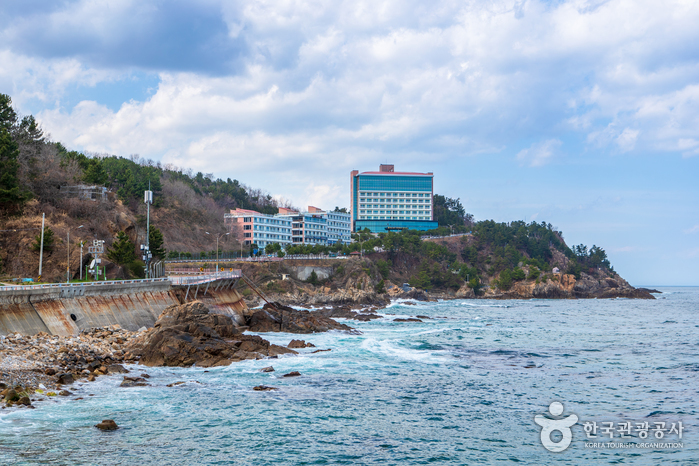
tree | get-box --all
[32,227,55,253]
[264,242,282,255]
[512,267,526,281]
[83,160,108,185]
[15,115,44,143]
[497,269,513,290]
[0,128,27,212]
[376,259,390,279]
[0,94,18,132]
[307,270,319,285]
[107,231,136,266]
[375,279,386,293]
[333,206,348,213]
[148,227,166,259]
[433,194,468,227]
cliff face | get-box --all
[234,258,654,307]
[477,272,654,299]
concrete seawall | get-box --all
[0,279,248,336]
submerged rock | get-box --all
[253,385,277,391]
[260,366,275,373]
[120,376,148,387]
[125,301,296,368]
[95,419,118,431]
[282,371,301,377]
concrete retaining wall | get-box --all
[289,266,334,281]
[0,279,248,336]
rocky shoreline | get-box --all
[0,281,656,410]
[0,300,366,410]
[258,271,656,307]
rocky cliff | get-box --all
[235,257,654,307]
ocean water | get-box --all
[1,287,698,465]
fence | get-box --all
[168,271,241,286]
[0,278,170,292]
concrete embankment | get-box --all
[0,279,248,336]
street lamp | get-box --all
[67,225,84,283]
[206,231,229,273]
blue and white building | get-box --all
[350,164,438,233]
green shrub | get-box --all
[376,259,390,279]
[375,279,386,294]
[307,270,319,286]
[128,260,146,278]
[511,267,526,281]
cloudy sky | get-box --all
[1,0,697,285]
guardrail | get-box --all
[0,278,170,292]
[165,254,349,263]
[168,271,242,286]
[167,268,219,274]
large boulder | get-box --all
[247,303,353,333]
[126,301,296,367]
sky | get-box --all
[1,0,697,286]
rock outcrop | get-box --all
[126,302,296,367]
[481,273,655,300]
[246,303,354,333]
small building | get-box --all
[60,185,108,201]
[553,267,560,274]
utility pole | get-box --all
[80,241,84,280]
[38,213,45,281]
[144,183,153,278]
[206,231,229,273]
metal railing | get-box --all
[0,278,170,292]
[164,254,349,264]
[168,271,242,286]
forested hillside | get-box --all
[0,93,289,281]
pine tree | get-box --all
[148,227,166,259]
[32,227,55,253]
[0,94,18,132]
[0,128,26,212]
[83,160,108,185]
[107,231,136,265]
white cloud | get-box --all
[684,225,699,234]
[516,139,562,167]
[615,128,639,152]
[1,0,699,210]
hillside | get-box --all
[0,93,287,282]
[231,223,653,303]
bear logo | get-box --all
[535,402,578,452]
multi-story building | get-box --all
[277,207,327,245]
[325,209,352,244]
[350,164,438,233]
[276,206,351,245]
[224,208,292,249]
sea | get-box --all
[1,287,698,465]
